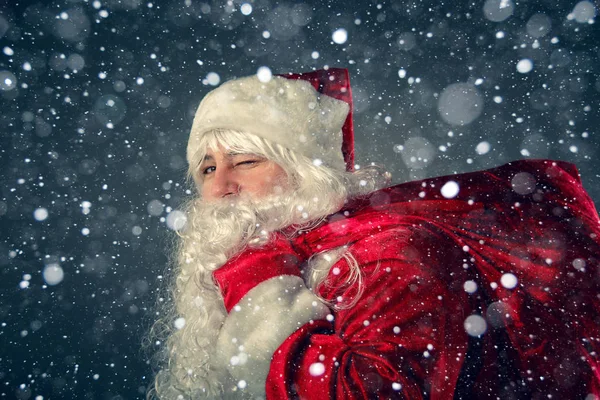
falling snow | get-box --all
[332,28,348,44]
[464,314,488,337]
[440,181,460,199]
[309,362,326,376]
[0,0,598,398]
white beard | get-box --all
[184,193,305,265]
[154,191,343,399]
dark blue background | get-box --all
[1,0,598,398]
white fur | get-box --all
[215,275,331,396]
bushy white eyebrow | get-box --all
[200,151,263,164]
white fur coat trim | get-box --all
[215,274,330,396]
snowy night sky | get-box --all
[1,0,599,398]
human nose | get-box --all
[207,168,239,199]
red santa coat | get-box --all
[214,159,600,399]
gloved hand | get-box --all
[213,233,306,313]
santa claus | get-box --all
[149,69,600,399]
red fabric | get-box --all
[213,233,304,313]
[280,68,354,171]
[263,159,600,399]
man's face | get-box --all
[197,145,290,201]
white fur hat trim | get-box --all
[187,75,350,171]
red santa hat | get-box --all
[187,68,355,172]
